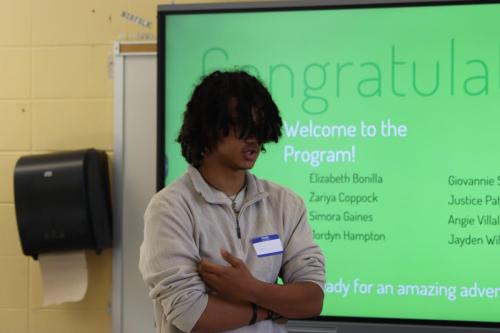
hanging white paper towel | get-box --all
[39,251,88,306]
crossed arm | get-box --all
[192,249,324,333]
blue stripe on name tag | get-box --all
[251,233,279,244]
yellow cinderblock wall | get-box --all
[0,0,249,332]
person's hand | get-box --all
[198,248,259,302]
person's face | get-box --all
[204,128,261,172]
[202,97,263,171]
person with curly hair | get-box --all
[140,70,325,333]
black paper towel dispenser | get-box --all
[14,149,112,259]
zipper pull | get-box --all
[236,217,241,239]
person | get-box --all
[139,70,325,333]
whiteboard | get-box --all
[113,42,157,333]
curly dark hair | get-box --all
[177,70,283,167]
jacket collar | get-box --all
[187,165,267,205]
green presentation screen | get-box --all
[158,0,500,327]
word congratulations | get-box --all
[201,39,498,115]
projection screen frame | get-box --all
[157,0,500,330]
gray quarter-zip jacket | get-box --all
[139,166,325,333]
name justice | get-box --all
[448,194,500,206]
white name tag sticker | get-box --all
[251,234,283,257]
